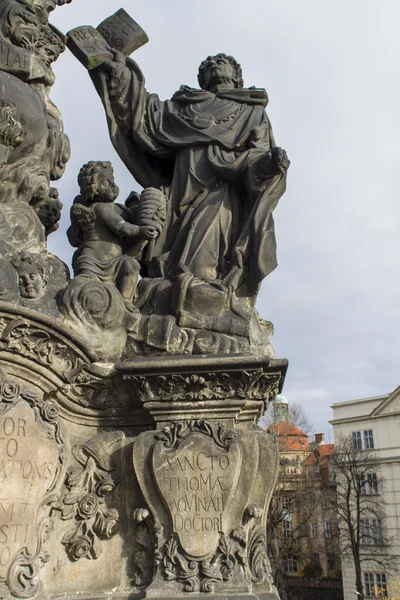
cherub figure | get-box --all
[32,186,62,237]
[67,160,157,306]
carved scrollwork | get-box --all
[5,508,54,599]
[68,368,113,409]
[132,508,161,588]
[57,431,123,561]
[240,372,282,403]
[0,316,86,380]
[232,503,272,585]
[162,533,235,593]
[155,420,237,452]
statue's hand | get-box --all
[257,147,290,177]
[102,49,126,74]
[269,147,290,173]
[138,226,159,241]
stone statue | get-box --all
[32,186,62,237]
[76,46,289,354]
[67,160,159,306]
[0,7,290,600]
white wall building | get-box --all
[331,386,400,600]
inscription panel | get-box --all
[153,432,241,558]
[0,401,58,578]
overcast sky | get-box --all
[49,1,400,436]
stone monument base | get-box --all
[0,303,287,600]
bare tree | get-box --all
[330,435,398,599]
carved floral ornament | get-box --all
[127,370,282,405]
[0,313,91,381]
[56,431,123,562]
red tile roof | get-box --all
[268,421,310,450]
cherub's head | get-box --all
[33,187,62,235]
[78,161,119,204]
[12,252,47,299]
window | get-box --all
[376,574,388,597]
[365,573,375,597]
[283,520,293,539]
[328,553,335,571]
[352,431,362,450]
[310,522,318,539]
[372,519,384,545]
[361,472,379,494]
[360,519,383,545]
[282,496,291,509]
[367,473,379,494]
[312,552,320,563]
[364,573,387,597]
[352,430,374,450]
[364,430,374,449]
[285,554,298,574]
[324,521,332,538]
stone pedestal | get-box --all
[0,302,287,600]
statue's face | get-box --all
[9,2,40,49]
[35,198,61,228]
[95,166,119,203]
[17,262,46,299]
[202,55,236,90]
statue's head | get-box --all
[0,0,40,49]
[198,53,243,91]
[33,186,62,234]
[13,251,47,299]
[78,161,119,203]
[36,24,65,66]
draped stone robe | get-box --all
[91,60,287,297]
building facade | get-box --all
[265,396,341,582]
[331,386,400,600]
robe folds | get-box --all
[91,59,287,296]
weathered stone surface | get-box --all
[132,420,279,598]
[0,369,65,599]
[153,429,241,558]
[97,9,149,56]
[67,26,113,69]
[0,4,291,599]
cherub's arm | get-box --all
[67,222,82,247]
[97,203,140,238]
[97,203,158,240]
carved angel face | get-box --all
[94,166,119,203]
[17,261,46,299]
[35,197,61,228]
